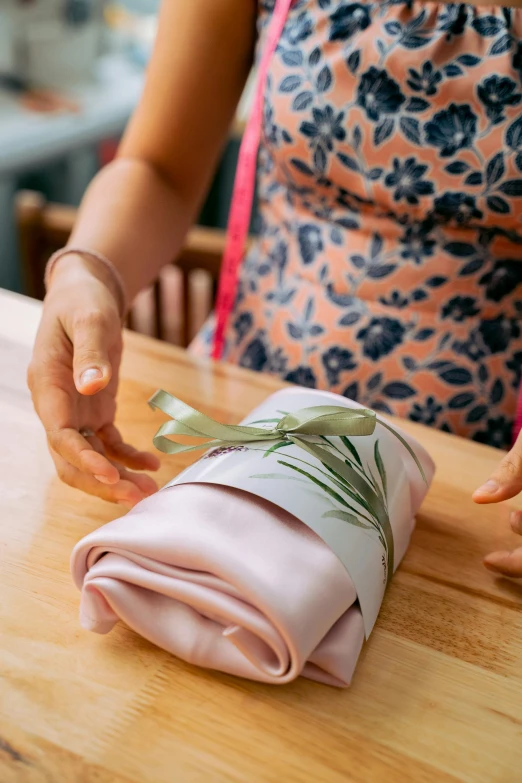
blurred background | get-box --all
[0,0,254,344]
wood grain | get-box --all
[0,290,521,783]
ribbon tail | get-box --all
[377,420,427,485]
[152,431,267,456]
[152,429,223,456]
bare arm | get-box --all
[64,0,256,300]
[29,0,256,506]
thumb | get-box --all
[72,312,113,395]
[473,431,522,504]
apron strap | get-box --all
[514,384,522,445]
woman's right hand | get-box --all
[28,256,160,506]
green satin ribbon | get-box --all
[149,390,427,585]
[149,389,377,455]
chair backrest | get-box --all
[15,190,227,347]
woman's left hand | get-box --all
[473,432,522,578]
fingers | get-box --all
[79,431,122,485]
[484,547,522,579]
[28,293,129,497]
[31,380,120,485]
[97,424,161,471]
[472,432,522,504]
[32,374,158,487]
[510,510,522,535]
[119,466,159,497]
[49,427,121,485]
[483,511,522,579]
[71,310,114,395]
[51,448,157,507]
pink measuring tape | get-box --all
[212,0,293,360]
[515,387,522,445]
[211,0,522,447]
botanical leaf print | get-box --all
[191,0,522,450]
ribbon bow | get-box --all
[148,390,426,486]
[149,389,378,455]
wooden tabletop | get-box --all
[1,289,521,783]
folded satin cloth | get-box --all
[71,389,435,686]
[73,485,370,686]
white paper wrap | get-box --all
[166,388,435,636]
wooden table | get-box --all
[1,290,521,783]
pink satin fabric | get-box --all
[71,480,421,687]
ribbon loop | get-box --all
[278,406,376,437]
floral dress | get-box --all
[192,0,522,449]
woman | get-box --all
[29,0,522,575]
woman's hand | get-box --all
[28,256,159,506]
[25,0,256,506]
[473,431,522,578]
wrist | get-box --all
[45,248,127,319]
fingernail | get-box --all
[475,479,499,495]
[484,551,507,569]
[95,474,114,485]
[80,368,102,386]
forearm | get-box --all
[67,156,200,302]
[50,0,255,305]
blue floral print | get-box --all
[300,106,346,171]
[425,104,477,157]
[407,62,442,96]
[479,317,520,355]
[479,261,521,302]
[473,416,513,449]
[438,4,470,39]
[285,366,317,387]
[507,353,522,388]
[385,157,434,204]
[409,396,443,426]
[356,317,406,360]
[512,42,522,81]
[477,76,521,124]
[298,224,324,264]
[329,3,371,41]
[322,346,357,384]
[432,193,483,225]
[357,67,405,122]
[284,10,314,45]
[399,223,436,264]
[240,335,269,372]
[215,0,522,451]
[441,296,480,322]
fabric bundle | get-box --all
[71,389,435,686]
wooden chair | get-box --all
[15,190,229,347]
